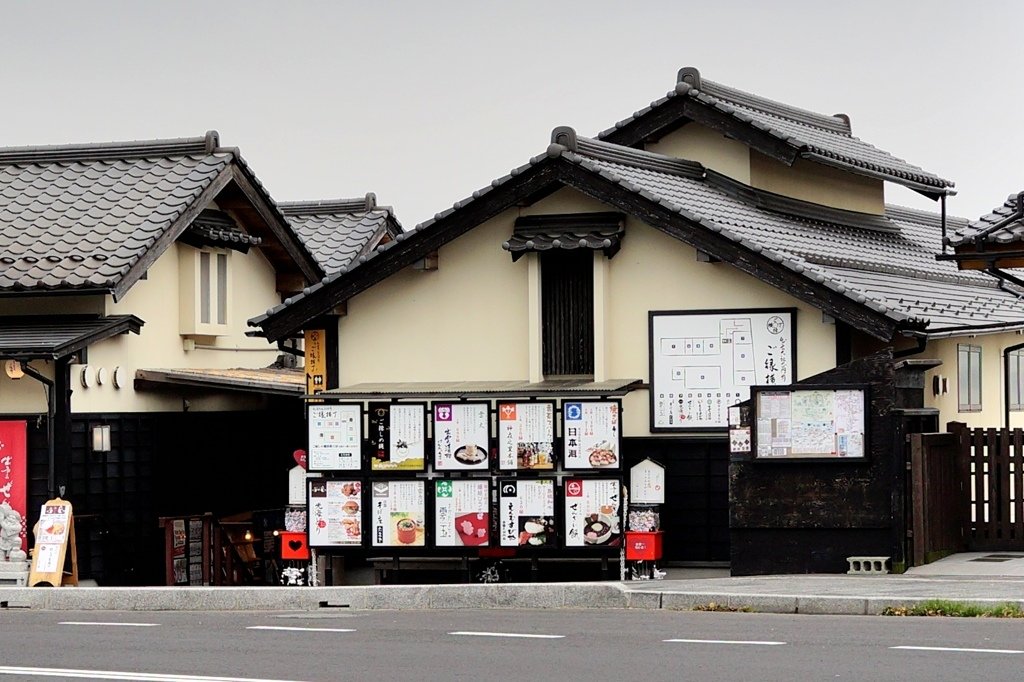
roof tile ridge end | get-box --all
[0,133,213,164]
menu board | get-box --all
[308,403,363,471]
[562,401,620,470]
[755,387,867,459]
[434,479,490,547]
[498,478,556,548]
[497,402,555,470]
[370,480,426,547]
[308,479,363,547]
[629,459,665,504]
[564,478,622,548]
[650,309,795,430]
[369,402,427,472]
[433,402,490,471]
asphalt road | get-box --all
[0,608,1022,681]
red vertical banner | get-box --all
[0,420,28,550]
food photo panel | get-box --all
[370,480,426,547]
[498,478,557,548]
[307,479,363,547]
[369,402,427,472]
[434,479,490,547]
[563,478,622,548]
[562,401,621,470]
[497,401,555,471]
[433,402,491,471]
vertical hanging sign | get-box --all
[304,329,327,396]
[0,420,28,551]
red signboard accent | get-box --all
[279,531,310,560]
[565,480,583,497]
[0,420,27,551]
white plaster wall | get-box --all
[646,124,751,184]
[749,153,885,215]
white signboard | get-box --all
[434,479,490,547]
[288,465,317,506]
[498,478,556,547]
[371,480,426,547]
[33,501,72,573]
[563,401,620,470]
[629,459,665,504]
[755,388,866,459]
[308,479,362,547]
[650,309,794,430]
[308,403,362,471]
[564,478,622,547]
[433,402,490,471]
[497,402,555,470]
[369,403,426,471]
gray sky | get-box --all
[3,1,1022,227]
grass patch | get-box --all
[881,600,1024,618]
[692,601,753,613]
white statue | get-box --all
[0,502,26,562]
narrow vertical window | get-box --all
[216,253,228,325]
[1009,349,1024,412]
[540,250,593,376]
[199,251,211,324]
[957,344,982,412]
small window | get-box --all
[180,246,229,335]
[1009,349,1024,412]
[540,250,593,376]
[957,344,982,412]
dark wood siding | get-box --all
[541,251,593,376]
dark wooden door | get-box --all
[908,431,965,565]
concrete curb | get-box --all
[3,584,1024,615]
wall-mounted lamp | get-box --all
[91,424,111,453]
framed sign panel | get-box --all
[433,402,490,471]
[497,401,555,471]
[369,402,427,472]
[562,400,621,470]
[564,478,622,548]
[649,308,795,431]
[308,479,363,547]
[498,478,557,548]
[370,480,426,547]
[434,479,491,548]
[753,385,867,460]
[308,403,363,472]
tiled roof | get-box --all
[184,209,262,251]
[946,191,1024,247]
[0,314,143,359]
[279,193,400,274]
[251,129,1012,340]
[502,212,624,260]
[597,67,954,195]
[0,134,231,295]
[135,366,303,396]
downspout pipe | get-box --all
[893,336,928,359]
[20,361,56,499]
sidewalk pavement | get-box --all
[1,553,1022,616]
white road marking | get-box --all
[246,625,356,633]
[0,666,312,681]
[891,645,1023,654]
[449,631,565,639]
[58,622,160,627]
[664,638,787,646]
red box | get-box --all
[625,531,663,561]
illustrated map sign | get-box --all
[369,402,427,471]
[629,458,665,504]
[755,387,866,459]
[308,403,362,471]
[433,403,490,471]
[650,309,795,430]
[308,479,363,547]
[563,401,620,470]
[497,402,554,470]
[435,479,490,547]
[499,478,556,548]
[371,480,426,547]
[564,478,621,548]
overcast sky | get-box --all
[3,1,1022,227]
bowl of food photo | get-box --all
[454,444,487,465]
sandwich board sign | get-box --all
[28,498,78,587]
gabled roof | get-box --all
[946,191,1024,247]
[598,67,954,198]
[0,314,143,360]
[279,193,402,274]
[0,131,322,300]
[249,128,1019,343]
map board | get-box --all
[753,386,867,460]
[650,309,795,430]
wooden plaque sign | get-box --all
[28,498,78,587]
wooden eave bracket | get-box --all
[412,251,439,271]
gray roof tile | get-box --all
[279,195,399,274]
[947,191,1024,247]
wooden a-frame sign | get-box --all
[28,498,78,587]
